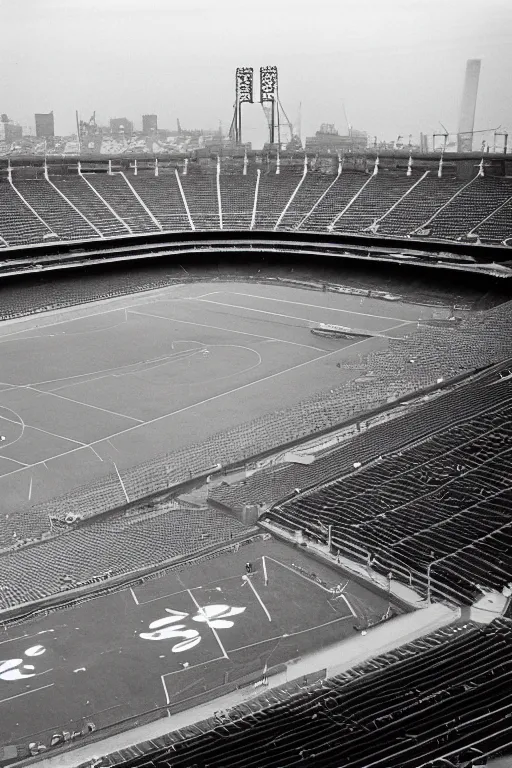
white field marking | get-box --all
[0,629,56,647]
[243,575,272,622]
[193,297,400,331]
[263,556,333,594]
[0,683,54,706]
[0,326,400,483]
[27,386,144,423]
[0,456,28,468]
[186,588,229,660]
[0,411,87,447]
[134,573,243,605]
[262,555,268,586]
[0,407,25,452]
[28,475,33,501]
[161,673,170,707]
[129,587,139,605]
[161,656,225,684]
[340,594,357,617]
[89,445,104,462]
[131,309,328,353]
[228,614,354,655]
[113,461,129,503]
[0,315,129,346]
[196,291,413,324]
[42,343,263,398]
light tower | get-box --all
[457,59,481,153]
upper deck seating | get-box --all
[253,169,303,229]
[52,176,128,238]
[129,172,192,231]
[85,174,161,233]
[0,182,51,245]
[14,179,98,241]
[332,172,420,233]
[180,169,220,230]
[219,172,258,230]
[300,172,367,231]
[276,172,335,230]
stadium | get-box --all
[1,17,512,768]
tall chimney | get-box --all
[457,59,481,153]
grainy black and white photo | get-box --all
[0,0,511,766]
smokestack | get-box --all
[457,58,481,153]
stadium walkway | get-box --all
[38,602,456,768]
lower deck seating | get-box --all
[378,175,465,235]
[103,618,512,768]
[266,372,512,604]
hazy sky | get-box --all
[1,0,511,147]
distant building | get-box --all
[142,114,158,135]
[457,59,481,153]
[110,117,133,137]
[0,115,23,142]
[305,123,367,154]
[35,112,54,138]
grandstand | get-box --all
[0,152,511,767]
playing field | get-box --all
[0,280,442,514]
[0,538,393,752]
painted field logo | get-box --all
[0,644,47,681]
[140,605,246,653]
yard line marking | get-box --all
[162,656,224,679]
[0,326,401,483]
[340,594,357,617]
[0,683,54,706]
[186,588,229,660]
[89,445,104,462]
[204,291,411,323]
[193,297,397,330]
[135,574,244,605]
[243,575,272,622]
[113,461,129,503]
[161,673,170,707]
[131,309,327,352]
[129,587,139,605]
[27,386,144,423]
[0,629,57,647]
[263,556,333,593]
[0,456,28,468]
[28,475,33,501]
[229,614,354,654]
[0,412,86,447]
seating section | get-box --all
[276,172,335,230]
[332,173,420,233]
[474,197,512,243]
[254,169,303,229]
[104,618,512,768]
[52,176,128,238]
[129,172,192,231]
[427,177,512,240]
[0,503,249,610]
[220,172,257,230]
[266,372,512,604]
[211,362,512,513]
[180,169,220,229]
[13,180,98,241]
[85,174,161,233]
[1,170,512,245]
[378,175,466,235]
[300,172,367,231]
[0,183,51,245]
